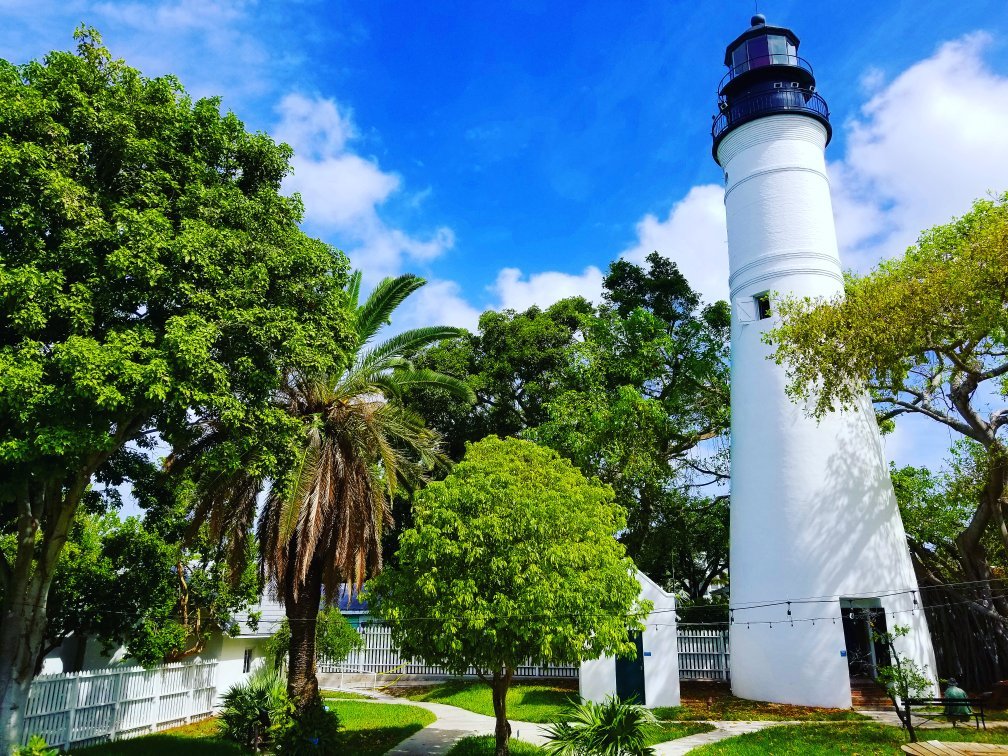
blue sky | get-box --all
[3,0,1008,474]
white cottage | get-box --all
[579,570,680,708]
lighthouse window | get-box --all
[769,35,789,64]
[732,45,749,73]
[747,36,771,68]
[755,293,771,320]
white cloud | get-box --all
[490,266,605,312]
[274,93,454,279]
[832,33,1008,269]
[619,184,729,304]
[92,0,245,32]
[397,279,482,333]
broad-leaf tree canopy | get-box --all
[0,28,352,748]
[368,436,650,756]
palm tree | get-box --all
[177,273,473,711]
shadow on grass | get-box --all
[72,734,243,755]
[337,722,429,756]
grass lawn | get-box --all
[321,689,376,700]
[445,722,715,755]
[396,680,578,723]
[446,736,546,755]
[71,698,434,755]
[71,718,241,755]
[652,681,867,722]
[331,698,436,755]
[688,722,1008,755]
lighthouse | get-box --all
[713,16,937,707]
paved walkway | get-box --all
[337,690,551,754]
[651,720,780,755]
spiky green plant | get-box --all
[544,695,658,756]
[218,665,295,752]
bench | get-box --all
[905,697,987,730]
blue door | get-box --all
[614,631,646,705]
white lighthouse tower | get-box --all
[713,15,937,708]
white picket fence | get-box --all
[321,624,579,678]
[322,623,731,681]
[678,625,730,681]
[21,659,218,749]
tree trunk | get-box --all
[285,556,324,714]
[0,480,79,754]
[491,667,513,756]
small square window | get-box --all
[755,293,771,320]
[243,648,253,674]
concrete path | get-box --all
[652,721,783,755]
[331,689,550,754]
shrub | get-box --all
[274,698,342,755]
[218,666,293,752]
[544,695,658,756]
[12,735,58,756]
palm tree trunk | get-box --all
[285,556,323,713]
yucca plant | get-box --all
[544,695,658,756]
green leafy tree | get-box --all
[368,436,651,756]
[532,254,731,597]
[401,297,593,460]
[179,272,472,715]
[263,606,363,671]
[889,444,1006,686]
[0,30,352,747]
[767,195,1008,644]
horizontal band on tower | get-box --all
[716,114,828,166]
[728,250,840,288]
[725,164,829,201]
[730,266,844,299]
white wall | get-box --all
[579,570,680,708]
[212,634,268,703]
[718,114,937,708]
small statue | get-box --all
[943,677,971,726]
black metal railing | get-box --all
[718,55,814,92]
[711,88,830,143]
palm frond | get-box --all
[346,270,363,310]
[358,326,467,371]
[354,274,426,346]
[383,367,476,403]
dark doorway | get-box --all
[841,603,890,680]
[615,630,646,704]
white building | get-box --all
[580,570,680,708]
[712,15,937,708]
[39,598,282,703]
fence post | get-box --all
[108,669,124,741]
[184,661,196,724]
[150,666,163,733]
[716,631,727,681]
[62,674,80,749]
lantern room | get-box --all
[712,14,831,162]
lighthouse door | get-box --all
[615,631,646,704]
[840,600,890,680]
